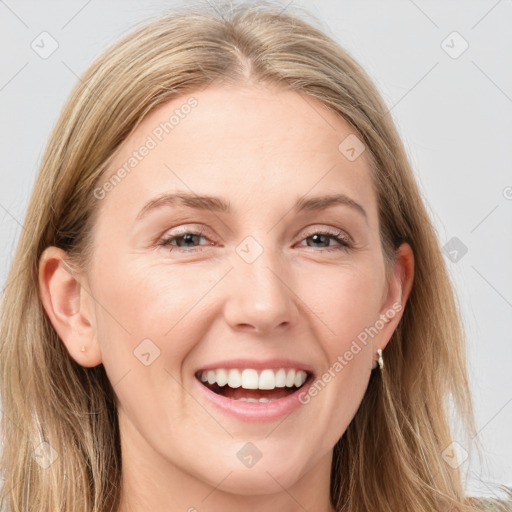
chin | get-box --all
[200,454,310,496]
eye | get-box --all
[158,228,213,252]
[297,229,352,252]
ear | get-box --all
[372,242,414,368]
[38,246,102,367]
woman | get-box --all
[0,2,510,511]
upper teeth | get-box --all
[199,368,308,390]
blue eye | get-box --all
[158,228,352,253]
[299,230,352,252]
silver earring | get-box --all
[377,348,384,370]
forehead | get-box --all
[96,84,377,223]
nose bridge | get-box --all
[223,235,297,332]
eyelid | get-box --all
[159,224,213,240]
[299,225,352,245]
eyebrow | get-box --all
[136,192,367,221]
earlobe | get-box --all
[38,246,102,368]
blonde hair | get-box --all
[0,2,509,511]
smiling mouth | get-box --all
[195,368,312,402]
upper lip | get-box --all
[195,358,315,375]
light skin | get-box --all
[39,83,414,511]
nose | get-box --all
[223,245,299,334]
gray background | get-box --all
[1,0,511,497]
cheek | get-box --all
[91,258,205,429]
[89,247,219,376]
[300,262,385,349]
[296,263,382,417]
[313,265,383,423]
[90,242,201,332]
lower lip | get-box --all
[194,375,313,423]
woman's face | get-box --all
[44,83,413,507]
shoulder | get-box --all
[467,491,512,512]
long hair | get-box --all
[0,2,509,511]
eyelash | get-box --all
[157,227,352,254]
